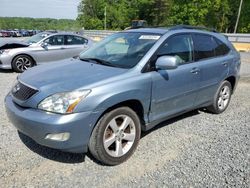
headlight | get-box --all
[0,49,10,54]
[38,90,91,114]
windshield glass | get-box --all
[79,32,161,68]
[25,32,51,44]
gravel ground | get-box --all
[0,53,249,187]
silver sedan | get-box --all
[0,32,93,72]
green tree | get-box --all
[0,17,79,31]
[167,0,212,26]
[237,0,250,33]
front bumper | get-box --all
[5,94,99,153]
[0,62,12,69]
[0,54,12,69]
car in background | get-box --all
[0,32,93,72]
[8,30,22,37]
[20,29,30,37]
[0,30,11,37]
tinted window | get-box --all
[157,34,193,64]
[65,35,88,45]
[193,34,217,61]
[44,35,64,46]
[214,37,230,56]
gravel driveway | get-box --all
[0,53,249,187]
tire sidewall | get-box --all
[214,81,232,113]
[12,55,34,73]
[91,107,141,165]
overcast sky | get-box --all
[0,0,81,19]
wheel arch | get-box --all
[11,53,37,69]
[90,99,146,138]
[225,76,236,93]
[99,99,145,125]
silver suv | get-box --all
[5,26,241,165]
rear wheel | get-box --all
[12,55,34,73]
[207,80,232,114]
[89,107,141,166]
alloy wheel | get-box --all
[15,57,32,72]
[217,85,230,110]
[103,115,136,157]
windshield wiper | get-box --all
[80,58,118,67]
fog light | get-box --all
[45,133,70,141]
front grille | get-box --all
[12,82,38,101]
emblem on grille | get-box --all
[12,83,21,93]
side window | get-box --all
[157,34,193,64]
[213,37,230,56]
[193,34,217,61]
[44,35,64,46]
[66,35,88,45]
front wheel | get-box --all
[207,80,232,114]
[12,55,34,73]
[89,107,141,166]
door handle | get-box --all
[190,68,200,74]
[222,62,228,67]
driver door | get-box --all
[149,34,200,122]
[31,35,68,63]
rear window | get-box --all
[193,34,217,61]
[213,37,230,56]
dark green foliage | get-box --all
[77,0,250,33]
[0,1,249,33]
[0,17,79,31]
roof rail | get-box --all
[169,25,217,33]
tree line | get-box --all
[0,0,249,33]
[77,0,250,33]
[0,17,79,31]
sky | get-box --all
[0,0,81,19]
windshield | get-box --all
[25,32,51,44]
[79,32,161,68]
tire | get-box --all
[207,80,232,114]
[89,107,141,166]
[12,55,34,73]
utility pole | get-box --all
[104,6,107,30]
[234,0,243,33]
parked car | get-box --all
[20,29,29,37]
[0,32,93,72]
[0,30,11,37]
[5,26,241,165]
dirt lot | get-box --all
[0,53,249,187]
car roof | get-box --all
[125,25,219,35]
[125,28,169,35]
[49,32,86,38]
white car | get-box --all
[0,32,93,72]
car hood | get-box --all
[0,40,29,50]
[19,58,128,93]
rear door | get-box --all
[64,35,89,57]
[150,34,200,122]
[192,34,231,106]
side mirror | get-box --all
[41,42,48,48]
[155,56,179,70]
